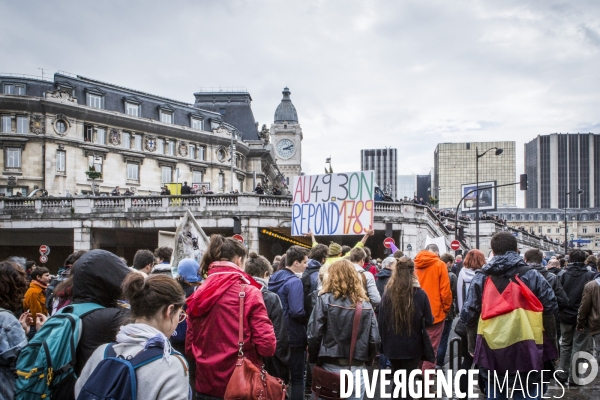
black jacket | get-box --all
[302,259,322,317]
[307,293,380,365]
[72,250,131,376]
[547,266,561,275]
[255,277,290,382]
[378,287,433,360]
[375,268,392,297]
[181,185,192,195]
[527,263,569,311]
[558,262,595,325]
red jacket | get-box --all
[186,262,276,397]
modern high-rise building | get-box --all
[434,141,516,210]
[525,133,600,209]
[361,148,397,198]
[397,174,416,200]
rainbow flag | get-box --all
[473,275,555,374]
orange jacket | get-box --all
[23,280,48,323]
[414,250,452,324]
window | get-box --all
[122,132,131,149]
[538,226,542,233]
[556,228,560,234]
[168,141,175,156]
[596,227,600,233]
[189,145,195,159]
[583,228,587,234]
[4,84,25,95]
[127,163,139,181]
[160,111,173,124]
[6,148,21,168]
[126,103,140,117]
[191,118,204,130]
[546,228,551,233]
[193,170,203,183]
[87,93,103,109]
[157,139,165,154]
[219,173,224,190]
[134,135,142,151]
[198,146,206,160]
[84,125,93,142]
[56,150,66,173]
[88,155,102,173]
[96,128,106,145]
[1,115,11,132]
[55,120,67,134]
[16,116,27,133]
[162,167,172,183]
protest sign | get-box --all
[291,171,375,236]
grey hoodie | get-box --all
[457,267,476,312]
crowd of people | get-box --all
[2,233,600,400]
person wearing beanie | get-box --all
[304,227,375,265]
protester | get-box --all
[585,255,598,272]
[50,275,74,315]
[413,244,452,372]
[436,253,457,369]
[22,266,50,338]
[161,185,171,195]
[375,256,395,297]
[269,245,310,400]
[557,249,595,384]
[378,256,433,400]
[348,247,381,307]
[152,246,173,275]
[75,274,190,400]
[362,247,379,277]
[308,259,380,400]
[186,235,276,399]
[305,228,374,266]
[110,186,120,196]
[577,273,600,366]
[547,258,561,275]
[254,183,264,194]
[245,252,290,382]
[132,249,155,276]
[461,232,558,399]
[302,243,329,317]
[0,261,45,400]
[181,181,192,195]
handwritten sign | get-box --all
[292,171,375,236]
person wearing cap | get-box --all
[304,227,375,266]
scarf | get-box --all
[116,323,173,364]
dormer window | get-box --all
[191,117,204,131]
[85,87,105,109]
[124,96,142,117]
[159,105,174,124]
[4,83,25,95]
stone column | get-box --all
[246,224,260,254]
[74,226,92,251]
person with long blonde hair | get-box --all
[378,256,433,399]
[307,259,380,400]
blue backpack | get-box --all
[76,343,170,400]
[15,303,104,400]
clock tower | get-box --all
[271,87,302,186]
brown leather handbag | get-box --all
[224,285,287,400]
[311,301,363,400]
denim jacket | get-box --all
[0,308,28,400]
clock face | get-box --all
[276,139,295,159]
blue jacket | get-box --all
[0,309,28,400]
[269,268,307,347]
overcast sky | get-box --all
[2,0,600,206]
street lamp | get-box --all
[475,147,503,248]
[564,189,583,255]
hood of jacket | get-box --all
[481,252,527,276]
[375,268,393,280]
[460,267,477,284]
[269,268,298,293]
[527,263,549,278]
[305,259,322,274]
[414,250,442,269]
[566,262,590,277]
[253,276,268,293]
[72,249,131,307]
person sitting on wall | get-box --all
[161,185,171,195]
[255,183,264,195]
[110,186,120,196]
[272,185,282,196]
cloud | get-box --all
[2,0,600,207]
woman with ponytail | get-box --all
[75,273,190,399]
[378,257,433,399]
[186,236,276,399]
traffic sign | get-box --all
[40,255,48,263]
[406,244,413,251]
[383,237,395,249]
[232,234,244,243]
[570,234,575,239]
[450,240,461,251]
[39,245,50,255]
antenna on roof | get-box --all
[38,68,45,80]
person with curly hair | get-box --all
[0,261,46,399]
[152,246,173,275]
[308,259,380,400]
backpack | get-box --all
[76,343,174,400]
[15,303,104,400]
[473,266,556,374]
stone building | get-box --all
[0,72,288,196]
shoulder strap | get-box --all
[359,270,367,292]
[104,343,166,370]
[63,303,104,317]
[348,301,363,366]
[237,284,246,357]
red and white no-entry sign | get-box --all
[232,234,244,243]
[39,245,50,255]
[383,237,395,249]
[450,240,461,251]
